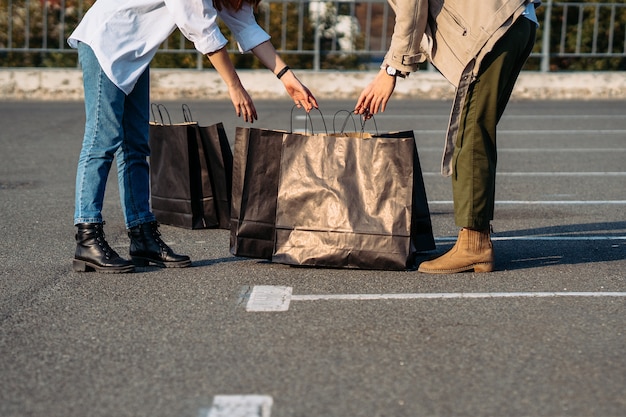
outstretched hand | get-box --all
[354,69,396,119]
[280,72,319,112]
[228,84,258,123]
[206,46,258,123]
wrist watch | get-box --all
[386,65,406,78]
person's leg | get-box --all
[453,17,537,229]
[419,17,536,274]
[73,42,134,273]
[117,67,191,268]
[74,42,127,225]
[116,67,155,229]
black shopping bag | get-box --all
[149,104,232,229]
[229,127,285,258]
[230,121,435,270]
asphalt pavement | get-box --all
[1,98,625,417]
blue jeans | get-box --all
[74,42,155,229]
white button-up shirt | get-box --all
[68,0,270,94]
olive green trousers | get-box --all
[452,17,537,229]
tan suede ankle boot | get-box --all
[418,227,494,274]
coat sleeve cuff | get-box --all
[383,50,426,74]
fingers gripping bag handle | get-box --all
[289,105,328,135]
[332,110,380,139]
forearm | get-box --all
[250,40,287,75]
[206,46,242,88]
[206,46,258,122]
[251,40,318,111]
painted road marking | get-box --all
[191,236,625,246]
[244,286,293,312]
[294,128,626,135]
[493,149,626,153]
[428,200,626,205]
[415,147,626,152]
[473,130,626,135]
[205,395,273,417]
[246,286,292,312]
[297,114,626,121]
[423,130,626,135]
[245,286,626,313]
[436,235,626,242]
[422,172,626,176]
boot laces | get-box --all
[94,223,116,260]
[148,222,168,250]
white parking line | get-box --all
[296,129,626,135]
[485,129,626,135]
[436,236,626,242]
[245,286,626,312]
[357,129,625,135]
[496,149,626,153]
[491,172,626,176]
[205,395,273,417]
[297,114,626,121]
[428,200,626,205]
[422,172,626,176]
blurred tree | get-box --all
[537,0,626,71]
[212,1,317,70]
[1,0,93,67]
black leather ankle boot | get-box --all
[73,223,135,273]
[128,221,191,268]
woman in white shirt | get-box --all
[70,0,318,274]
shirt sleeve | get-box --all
[163,0,229,54]
[217,3,271,53]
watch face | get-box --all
[386,66,396,76]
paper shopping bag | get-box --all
[229,127,285,258]
[272,130,435,270]
[149,104,232,229]
[229,125,435,269]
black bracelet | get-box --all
[276,65,290,79]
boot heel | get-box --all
[474,262,494,273]
[74,223,135,273]
[73,259,92,272]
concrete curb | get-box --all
[1,68,625,101]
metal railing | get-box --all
[1,0,625,71]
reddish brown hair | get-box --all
[213,0,260,11]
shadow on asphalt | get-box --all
[188,256,251,268]
[417,222,626,271]
[502,221,626,238]
[496,221,625,270]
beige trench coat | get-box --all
[382,0,532,175]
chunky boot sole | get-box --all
[418,261,494,274]
[73,259,135,274]
[131,256,191,268]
